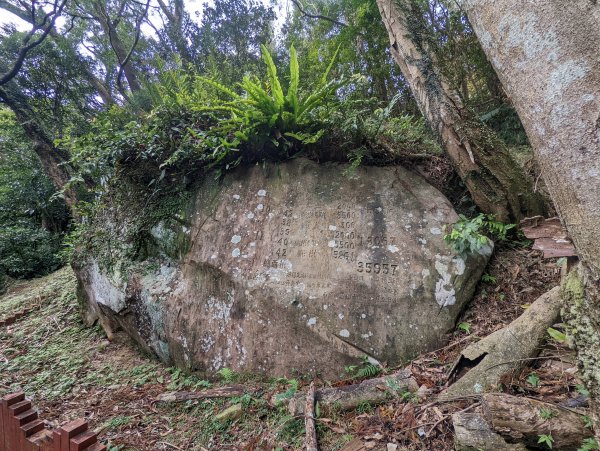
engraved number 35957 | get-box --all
[357,261,398,275]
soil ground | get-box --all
[0,245,589,450]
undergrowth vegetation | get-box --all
[443,213,516,256]
[64,45,440,196]
[0,109,68,291]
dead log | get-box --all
[288,369,418,415]
[305,382,318,451]
[155,385,245,403]
[442,286,562,398]
[485,394,591,449]
[453,412,526,450]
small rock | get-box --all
[215,403,243,422]
[416,384,431,398]
[387,443,399,451]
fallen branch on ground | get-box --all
[453,394,593,450]
[155,385,245,403]
[287,369,418,415]
[305,381,318,451]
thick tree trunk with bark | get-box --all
[376,0,546,221]
[0,86,79,207]
[459,0,600,428]
[92,1,142,94]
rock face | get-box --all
[75,159,491,378]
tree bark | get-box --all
[0,85,78,207]
[443,286,562,398]
[157,0,194,64]
[459,0,600,427]
[453,394,594,451]
[376,0,546,221]
[92,1,142,94]
[286,369,418,415]
[482,394,594,449]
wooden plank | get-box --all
[56,419,88,451]
[29,430,54,451]
[22,418,45,437]
[0,394,5,451]
[532,237,577,258]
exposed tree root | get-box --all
[442,286,562,398]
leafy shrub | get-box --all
[444,213,514,256]
[0,224,61,279]
[0,270,6,294]
[66,45,354,188]
[321,94,442,171]
[0,108,67,280]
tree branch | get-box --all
[0,0,67,86]
[115,0,150,94]
[290,0,348,28]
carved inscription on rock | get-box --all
[177,160,490,376]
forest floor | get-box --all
[0,245,588,450]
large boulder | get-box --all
[75,159,491,378]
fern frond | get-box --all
[297,77,349,121]
[355,363,381,378]
[321,44,342,86]
[196,76,241,99]
[286,45,299,117]
[217,367,237,382]
[260,44,284,108]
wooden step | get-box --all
[69,430,98,451]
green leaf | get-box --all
[196,76,241,99]
[527,373,540,388]
[457,322,471,334]
[321,43,341,86]
[261,44,284,108]
[576,384,590,397]
[538,434,554,449]
[578,438,599,451]
[286,45,299,117]
[547,327,567,343]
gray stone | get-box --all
[76,159,490,378]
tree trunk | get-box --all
[376,0,546,221]
[0,86,78,207]
[92,1,142,94]
[157,0,194,64]
[459,0,600,427]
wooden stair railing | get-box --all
[0,392,106,451]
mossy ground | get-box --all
[0,247,591,450]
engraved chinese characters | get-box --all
[78,158,491,379]
[168,159,491,377]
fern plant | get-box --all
[193,44,353,155]
[273,378,299,405]
[346,355,381,379]
[217,367,237,382]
